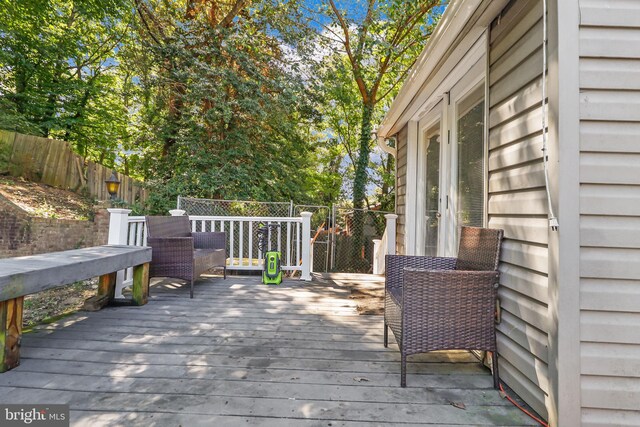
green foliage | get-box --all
[132,1,322,213]
[313,0,442,209]
[0,137,12,173]
[0,0,133,165]
[0,0,442,215]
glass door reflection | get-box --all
[424,125,441,256]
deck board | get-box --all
[0,276,536,426]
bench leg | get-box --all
[83,272,116,311]
[99,272,117,302]
[132,263,150,306]
[0,297,23,372]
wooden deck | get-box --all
[0,275,536,426]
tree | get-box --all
[316,52,395,212]
[313,0,441,264]
[0,0,133,164]
[315,0,441,211]
[131,0,324,213]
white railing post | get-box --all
[108,208,132,246]
[372,239,382,275]
[169,209,186,216]
[385,214,398,256]
[107,208,132,298]
[300,212,312,281]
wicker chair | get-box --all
[384,226,503,387]
[145,216,227,298]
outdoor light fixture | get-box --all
[105,171,121,200]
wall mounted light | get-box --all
[105,171,121,200]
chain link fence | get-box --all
[294,205,331,273]
[330,206,390,273]
[178,197,293,217]
[176,197,390,274]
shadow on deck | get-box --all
[0,275,536,426]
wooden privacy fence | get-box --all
[0,130,147,204]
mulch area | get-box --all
[349,284,384,315]
[23,279,97,328]
[0,175,96,220]
[318,274,385,315]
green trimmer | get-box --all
[257,223,282,285]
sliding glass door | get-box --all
[416,62,486,257]
[442,66,486,256]
[424,123,441,256]
[455,85,485,229]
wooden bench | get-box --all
[0,245,152,372]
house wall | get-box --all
[395,124,408,255]
[577,2,640,425]
[388,0,553,419]
[488,0,550,418]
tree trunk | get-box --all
[13,66,28,115]
[352,102,373,210]
[350,102,374,269]
[65,73,96,149]
[381,152,395,211]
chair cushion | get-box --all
[193,249,226,277]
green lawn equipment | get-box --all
[257,222,282,285]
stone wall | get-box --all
[0,194,109,258]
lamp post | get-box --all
[105,171,121,201]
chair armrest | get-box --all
[147,237,194,265]
[402,268,500,323]
[192,232,226,251]
[385,255,456,291]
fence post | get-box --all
[372,239,382,274]
[300,212,312,281]
[169,209,186,216]
[107,208,131,298]
[385,214,398,256]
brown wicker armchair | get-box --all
[384,226,503,387]
[145,216,227,298]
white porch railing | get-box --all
[107,209,313,297]
[372,213,398,275]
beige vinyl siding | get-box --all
[395,125,408,255]
[578,1,640,425]
[488,0,549,419]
